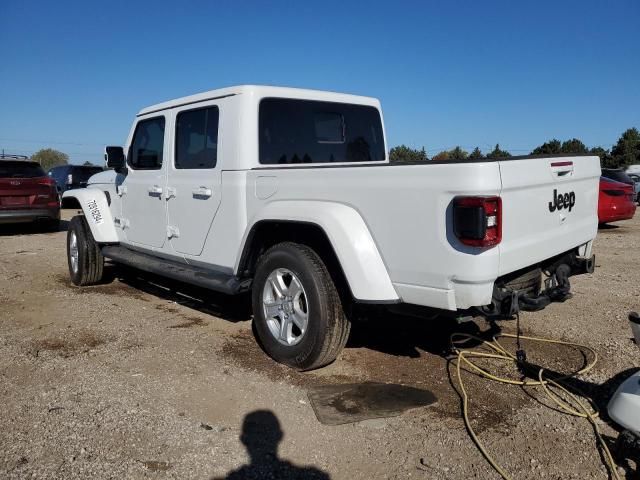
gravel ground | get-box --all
[0,210,638,479]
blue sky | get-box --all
[1,0,638,164]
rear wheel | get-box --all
[67,215,104,286]
[251,242,350,371]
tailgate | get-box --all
[0,178,53,209]
[498,155,600,275]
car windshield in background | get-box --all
[602,169,634,185]
[0,161,46,178]
[73,167,103,182]
[259,98,386,164]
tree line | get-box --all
[26,148,95,170]
[390,127,640,169]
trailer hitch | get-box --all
[518,264,572,311]
[485,253,594,319]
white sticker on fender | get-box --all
[86,199,104,225]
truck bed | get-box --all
[240,154,600,310]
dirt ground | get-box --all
[1,210,639,479]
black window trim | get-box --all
[127,115,166,171]
[258,97,388,166]
[173,104,221,170]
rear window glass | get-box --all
[602,169,633,185]
[72,167,103,182]
[0,161,45,178]
[175,106,219,169]
[259,99,386,164]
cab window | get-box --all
[175,106,219,169]
[128,117,165,170]
[259,99,386,164]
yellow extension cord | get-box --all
[451,331,621,480]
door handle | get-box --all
[148,185,163,196]
[550,161,574,177]
[192,186,212,198]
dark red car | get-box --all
[0,158,61,230]
[598,176,636,224]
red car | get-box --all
[0,158,61,230]
[598,176,636,224]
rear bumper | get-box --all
[0,207,60,224]
[395,243,596,313]
[599,200,636,223]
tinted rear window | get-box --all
[175,106,219,169]
[0,161,46,178]
[602,169,633,185]
[259,99,386,164]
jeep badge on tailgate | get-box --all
[549,189,576,212]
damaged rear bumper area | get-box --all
[485,250,595,317]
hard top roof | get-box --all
[137,85,380,116]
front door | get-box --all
[121,115,167,248]
[166,104,222,256]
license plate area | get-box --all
[1,196,28,206]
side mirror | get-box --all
[105,146,126,173]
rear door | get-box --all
[498,156,600,275]
[120,115,168,248]
[166,102,222,256]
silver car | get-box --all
[629,173,640,204]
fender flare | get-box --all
[62,188,119,243]
[237,201,399,302]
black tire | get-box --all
[67,215,104,286]
[251,242,350,371]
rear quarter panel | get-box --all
[245,163,503,306]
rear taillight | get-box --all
[37,177,59,202]
[38,177,56,187]
[453,196,502,247]
[66,174,73,185]
[602,189,624,197]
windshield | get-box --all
[0,161,46,178]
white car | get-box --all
[628,173,640,204]
[63,85,600,370]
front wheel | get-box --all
[251,242,350,371]
[67,215,104,286]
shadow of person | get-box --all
[214,410,330,480]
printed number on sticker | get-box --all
[87,199,104,225]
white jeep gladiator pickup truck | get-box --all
[63,85,600,370]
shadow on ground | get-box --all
[211,410,330,480]
[0,219,69,236]
[598,223,624,230]
[112,264,253,322]
[346,311,495,357]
